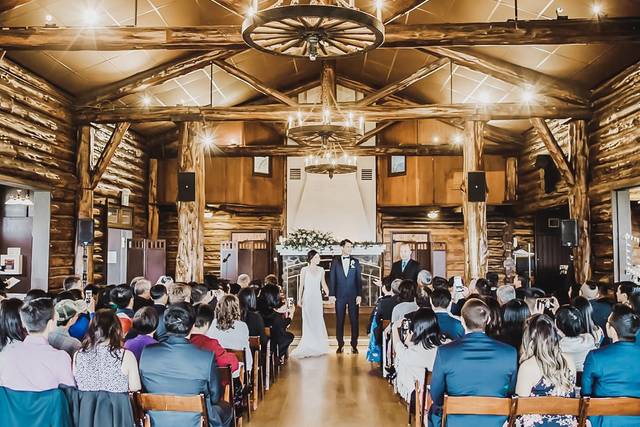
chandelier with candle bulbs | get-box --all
[242,1,385,61]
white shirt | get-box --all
[395,343,440,402]
[341,256,350,276]
[206,319,252,373]
[391,301,420,324]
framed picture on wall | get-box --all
[253,156,271,177]
[389,155,406,176]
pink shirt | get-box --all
[0,335,75,391]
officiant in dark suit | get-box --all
[390,243,421,283]
[329,239,363,354]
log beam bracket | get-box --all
[530,118,575,186]
[90,122,131,189]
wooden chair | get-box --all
[135,392,209,427]
[128,392,144,427]
[578,397,640,427]
[225,348,251,422]
[264,327,279,382]
[508,396,582,427]
[249,336,263,408]
[217,366,239,427]
[441,395,514,427]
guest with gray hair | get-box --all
[496,285,516,306]
[133,279,154,312]
[237,274,251,288]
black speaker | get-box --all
[77,218,94,245]
[177,172,196,202]
[467,171,487,202]
[561,219,578,247]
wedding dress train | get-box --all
[290,266,329,358]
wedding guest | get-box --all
[580,282,612,341]
[0,298,26,352]
[264,274,278,287]
[124,307,159,362]
[430,288,464,340]
[572,296,604,345]
[63,276,82,292]
[169,283,191,304]
[369,277,399,330]
[0,297,75,391]
[497,298,530,352]
[207,295,253,373]
[391,280,419,323]
[616,281,639,308]
[482,296,503,340]
[237,274,251,289]
[73,309,140,392]
[190,304,240,378]
[151,284,168,318]
[48,299,82,357]
[238,287,266,347]
[392,308,446,402]
[429,298,517,427]
[23,289,48,303]
[475,278,493,297]
[191,284,215,308]
[555,306,596,372]
[496,285,516,306]
[390,244,421,283]
[133,279,154,312]
[258,284,294,359]
[582,304,640,427]
[140,303,233,427]
[515,314,577,427]
[110,285,135,334]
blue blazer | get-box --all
[435,312,465,340]
[429,332,517,427]
[329,255,362,299]
[139,336,232,427]
[582,341,640,427]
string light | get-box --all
[45,14,53,23]
[427,209,439,219]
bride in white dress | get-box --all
[290,250,330,358]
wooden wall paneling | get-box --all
[485,155,507,204]
[157,158,177,203]
[506,157,518,202]
[433,156,463,205]
[377,156,434,207]
[158,206,178,278]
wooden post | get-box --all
[505,157,518,202]
[148,158,159,240]
[321,60,337,109]
[175,122,205,283]
[75,126,93,282]
[568,120,591,284]
[462,121,488,281]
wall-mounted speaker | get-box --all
[467,171,487,202]
[177,172,196,202]
[77,218,94,245]
[561,219,578,247]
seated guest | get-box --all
[238,288,266,347]
[133,279,154,312]
[497,298,530,352]
[580,282,612,341]
[496,285,516,306]
[124,307,159,362]
[474,278,494,297]
[0,297,75,391]
[416,270,433,307]
[151,284,168,318]
[430,288,464,340]
[190,304,240,377]
[573,296,604,345]
[513,274,528,289]
[24,289,48,303]
[258,284,294,360]
[369,277,400,330]
[429,298,517,427]
[110,285,135,334]
[73,309,140,392]
[237,274,251,289]
[49,299,82,357]
[582,304,640,427]
[191,284,215,308]
[390,244,421,283]
[207,295,253,373]
[392,308,446,402]
[486,272,499,290]
[169,283,191,304]
[141,304,233,427]
[263,274,278,287]
[522,287,547,315]
[63,275,83,292]
[481,296,503,340]
[556,306,597,372]
[0,298,26,351]
[391,280,419,323]
[515,314,577,427]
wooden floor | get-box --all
[249,344,408,427]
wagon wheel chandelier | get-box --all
[304,138,357,179]
[242,1,385,61]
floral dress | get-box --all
[514,375,578,427]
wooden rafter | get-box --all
[0,0,33,14]
[209,0,245,16]
[76,102,591,124]
[90,122,131,189]
[530,118,575,186]
[421,47,589,105]
[78,50,236,106]
[356,57,448,106]
[355,122,397,146]
[2,17,638,51]
[213,59,297,106]
[382,1,431,24]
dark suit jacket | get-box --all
[390,259,421,283]
[590,298,613,341]
[435,311,465,340]
[139,336,232,427]
[329,256,362,299]
[429,332,517,427]
[582,341,640,427]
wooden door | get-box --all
[534,206,571,293]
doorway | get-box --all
[534,206,571,293]
[106,228,132,285]
[613,186,640,283]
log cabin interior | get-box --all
[1,1,640,426]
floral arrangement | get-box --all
[281,229,382,250]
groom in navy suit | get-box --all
[329,239,363,354]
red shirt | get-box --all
[190,334,240,374]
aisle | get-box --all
[249,348,408,427]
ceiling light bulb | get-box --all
[83,8,98,25]
[201,134,213,147]
[427,210,439,219]
[247,6,255,17]
[453,134,463,145]
[433,135,440,143]
[45,14,53,23]
[521,87,535,103]
[142,95,151,106]
[592,4,603,15]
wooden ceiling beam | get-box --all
[90,122,131,189]
[78,50,237,106]
[355,121,397,146]
[75,102,591,124]
[208,0,245,17]
[244,78,321,105]
[356,57,448,106]
[530,117,575,186]
[420,47,589,105]
[382,1,431,24]
[0,0,34,14]
[212,59,298,106]
[2,17,638,51]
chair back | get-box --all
[382,319,391,330]
[509,396,581,427]
[135,392,209,427]
[249,336,261,352]
[442,395,513,427]
[264,327,271,338]
[217,366,234,405]
[581,397,640,417]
